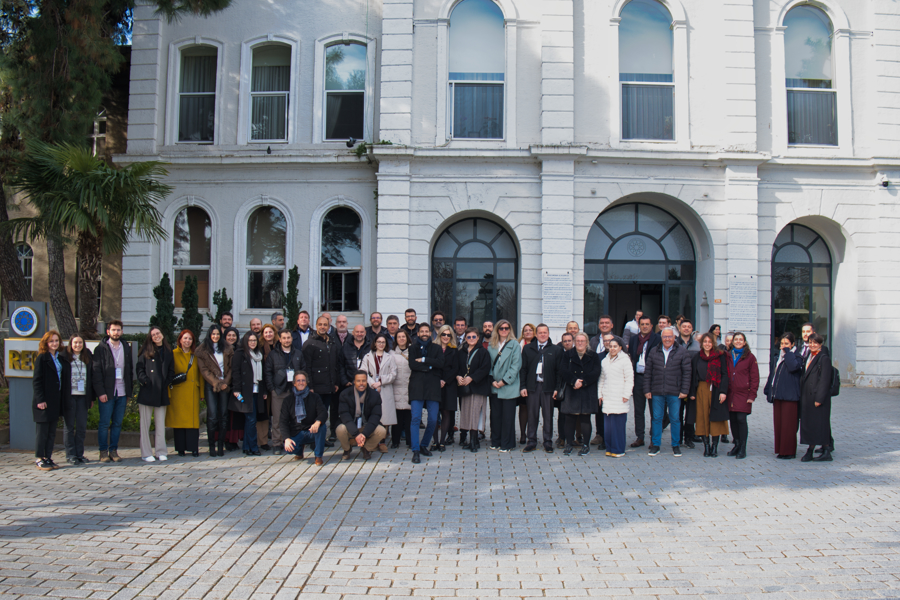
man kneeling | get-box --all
[337,371,386,460]
[281,371,328,466]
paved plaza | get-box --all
[1,387,899,600]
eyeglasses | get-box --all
[498,326,510,331]
[440,333,452,337]
[465,335,478,340]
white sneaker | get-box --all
[157,455,167,461]
[142,456,156,462]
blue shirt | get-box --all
[50,351,61,389]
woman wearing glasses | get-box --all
[457,327,491,452]
[434,325,461,451]
[488,320,522,453]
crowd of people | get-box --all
[30,308,837,470]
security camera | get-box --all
[346,137,357,148]
[883,179,890,188]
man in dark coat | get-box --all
[337,371,386,460]
[280,372,328,466]
[92,320,134,463]
[342,325,371,383]
[519,324,563,453]
[301,316,346,443]
[589,315,614,353]
[643,326,692,457]
[400,308,420,341]
[265,329,308,455]
[628,315,660,447]
[408,323,444,463]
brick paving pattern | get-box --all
[1,386,898,599]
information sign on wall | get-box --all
[542,270,573,327]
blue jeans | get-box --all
[410,399,439,452]
[243,394,259,452]
[98,395,127,452]
[651,395,681,448]
[288,428,327,458]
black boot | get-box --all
[727,439,740,456]
[702,436,710,457]
[813,447,833,462]
[736,441,746,459]
[459,431,468,446]
[710,437,719,457]
[217,440,225,457]
[801,446,815,462]
[471,438,479,453]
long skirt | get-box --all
[695,383,729,436]
[459,394,487,431]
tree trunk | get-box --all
[0,184,34,303]
[77,233,103,340]
[47,235,77,338]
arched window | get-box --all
[449,0,505,140]
[584,203,695,336]
[784,5,836,146]
[178,46,217,143]
[619,0,674,140]
[325,42,367,141]
[251,45,291,141]
[173,207,212,309]
[771,223,832,350]
[432,218,518,326]
[16,243,33,295]
[246,207,286,309]
[321,207,361,312]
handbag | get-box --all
[555,355,570,401]
[459,348,478,396]
[170,354,193,386]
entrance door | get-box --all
[608,283,662,334]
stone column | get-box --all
[380,0,414,145]
[375,155,414,315]
[541,0,574,145]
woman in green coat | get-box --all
[488,319,522,452]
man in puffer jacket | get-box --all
[643,326,692,457]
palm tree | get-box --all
[2,142,172,338]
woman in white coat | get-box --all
[598,336,634,457]
[361,333,397,449]
[388,330,413,448]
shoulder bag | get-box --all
[170,354,194,386]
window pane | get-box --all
[434,234,458,258]
[660,225,694,260]
[246,207,286,266]
[449,0,505,77]
[584,263,604,281]
[619,0,673,76]
[433,261,453,279]
[252,46,290,92]
[248,270,284,309]
[791,224,818,246]
[668,285,694,323]
[174,269,210,309]
[637,204,677,239]
[773,285,809,312]
[496,283,517,326]
[251,95,287,140]
[813,267,830,285]
[784,6,833,83]
[808,238,831,263]
[178,95,215,142]
[457,242,493,259]
[622,84,674,140]
[607,263,665,281]
[497,262,515,280]
[774,244,809,263]
[322,207,362,268]
[455,281,493,327]
[773,265,810,284]
[325,92,364,140]
[325,44,367,91]
[787,90,837,145]
[491,232,516,259]
[585,223,612,259]
[596,205,636,240]
[667,263,694,281]
[607,235,666,261]
[811,286,830,343]
[181,51,216,93]
[584,283,605,333]
[476,219,501,242]
[449,219,474,242]
[453,83,503,139]
[322,271,344,312]
[343,272,360,311]
[173,207,212,266]
[457,262,494,280]
[433,281,453,316]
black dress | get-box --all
[439,346,461,411]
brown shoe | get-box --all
[314,457,324,467]
[342,450,352,460]
[291,455,302,461]
[378,443,388,453]
[109,450,122,463]
[630,438,645,448]
[361,449,372,460]
[99,451,111,463]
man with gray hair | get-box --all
[643,326,692,457]
[270,312,285,332]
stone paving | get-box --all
[1,386,899,600]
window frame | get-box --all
[172,205,213,311]
[238,36,299,145]
[233,197,294,316]
[313,33,376,144]
[245,205,288,311]
[166,38,224,146]
[162,197,217,313]
[319,207,363,313]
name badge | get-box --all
[115,367,123,380]
[536,362,543,375]
[357,417,363,428]
[253,382,259,393]
[286,369,294,382]
[77,380,85,392]
[357,358,362,369]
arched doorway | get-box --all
[432,217,518,327]
[584,203,696,336]
[771,223,832,351]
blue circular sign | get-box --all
[11,306,38,337]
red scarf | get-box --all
[699,350,722,388]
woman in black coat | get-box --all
[558,332,602,456]
[456,327,491,452]
[136,326,175,462]
[63,335,94,465]
[764,332,803,459]
[799,333,833,462]
[689,333,730,458]
[230,332,263,455]
[33,330,70,470]
[434,325,460,451]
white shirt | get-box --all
[636,340,649,374]
[661,344,674,366]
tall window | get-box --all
[784,6,836,146]
[16,243,33,295]
[619,0,674,140]
[178,46,217,142]
[771,223,832,354]
[449,0,505,140]
[246,207,286,309]
[251,45,290,141]
[173,207,212,309]
[325,43,367,140]
[321,208,362,312]
[432,218,518,326]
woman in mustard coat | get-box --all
[166,329,204,456]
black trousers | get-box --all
[205,385,228,448]
[526,383,554,448]
[173,428,200,453]
[63,395,90,459]
[35,421,56,459]
[490,396,517,450]
[392,409,412,446]
[680,399,695,443]
[563,414,592,446]
[729,411,749,448]
[633,374,649,439]
[321,393,339,436]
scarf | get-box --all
[636,331,652,349]
[731,347,744,366]
[699,350,722,388]
[415,337,429,356]
[354,388,366,419]
[293,386,309,423]
[249,350,263,384]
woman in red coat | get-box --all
[725,332,759,460]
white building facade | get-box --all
[120,0,900,387]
